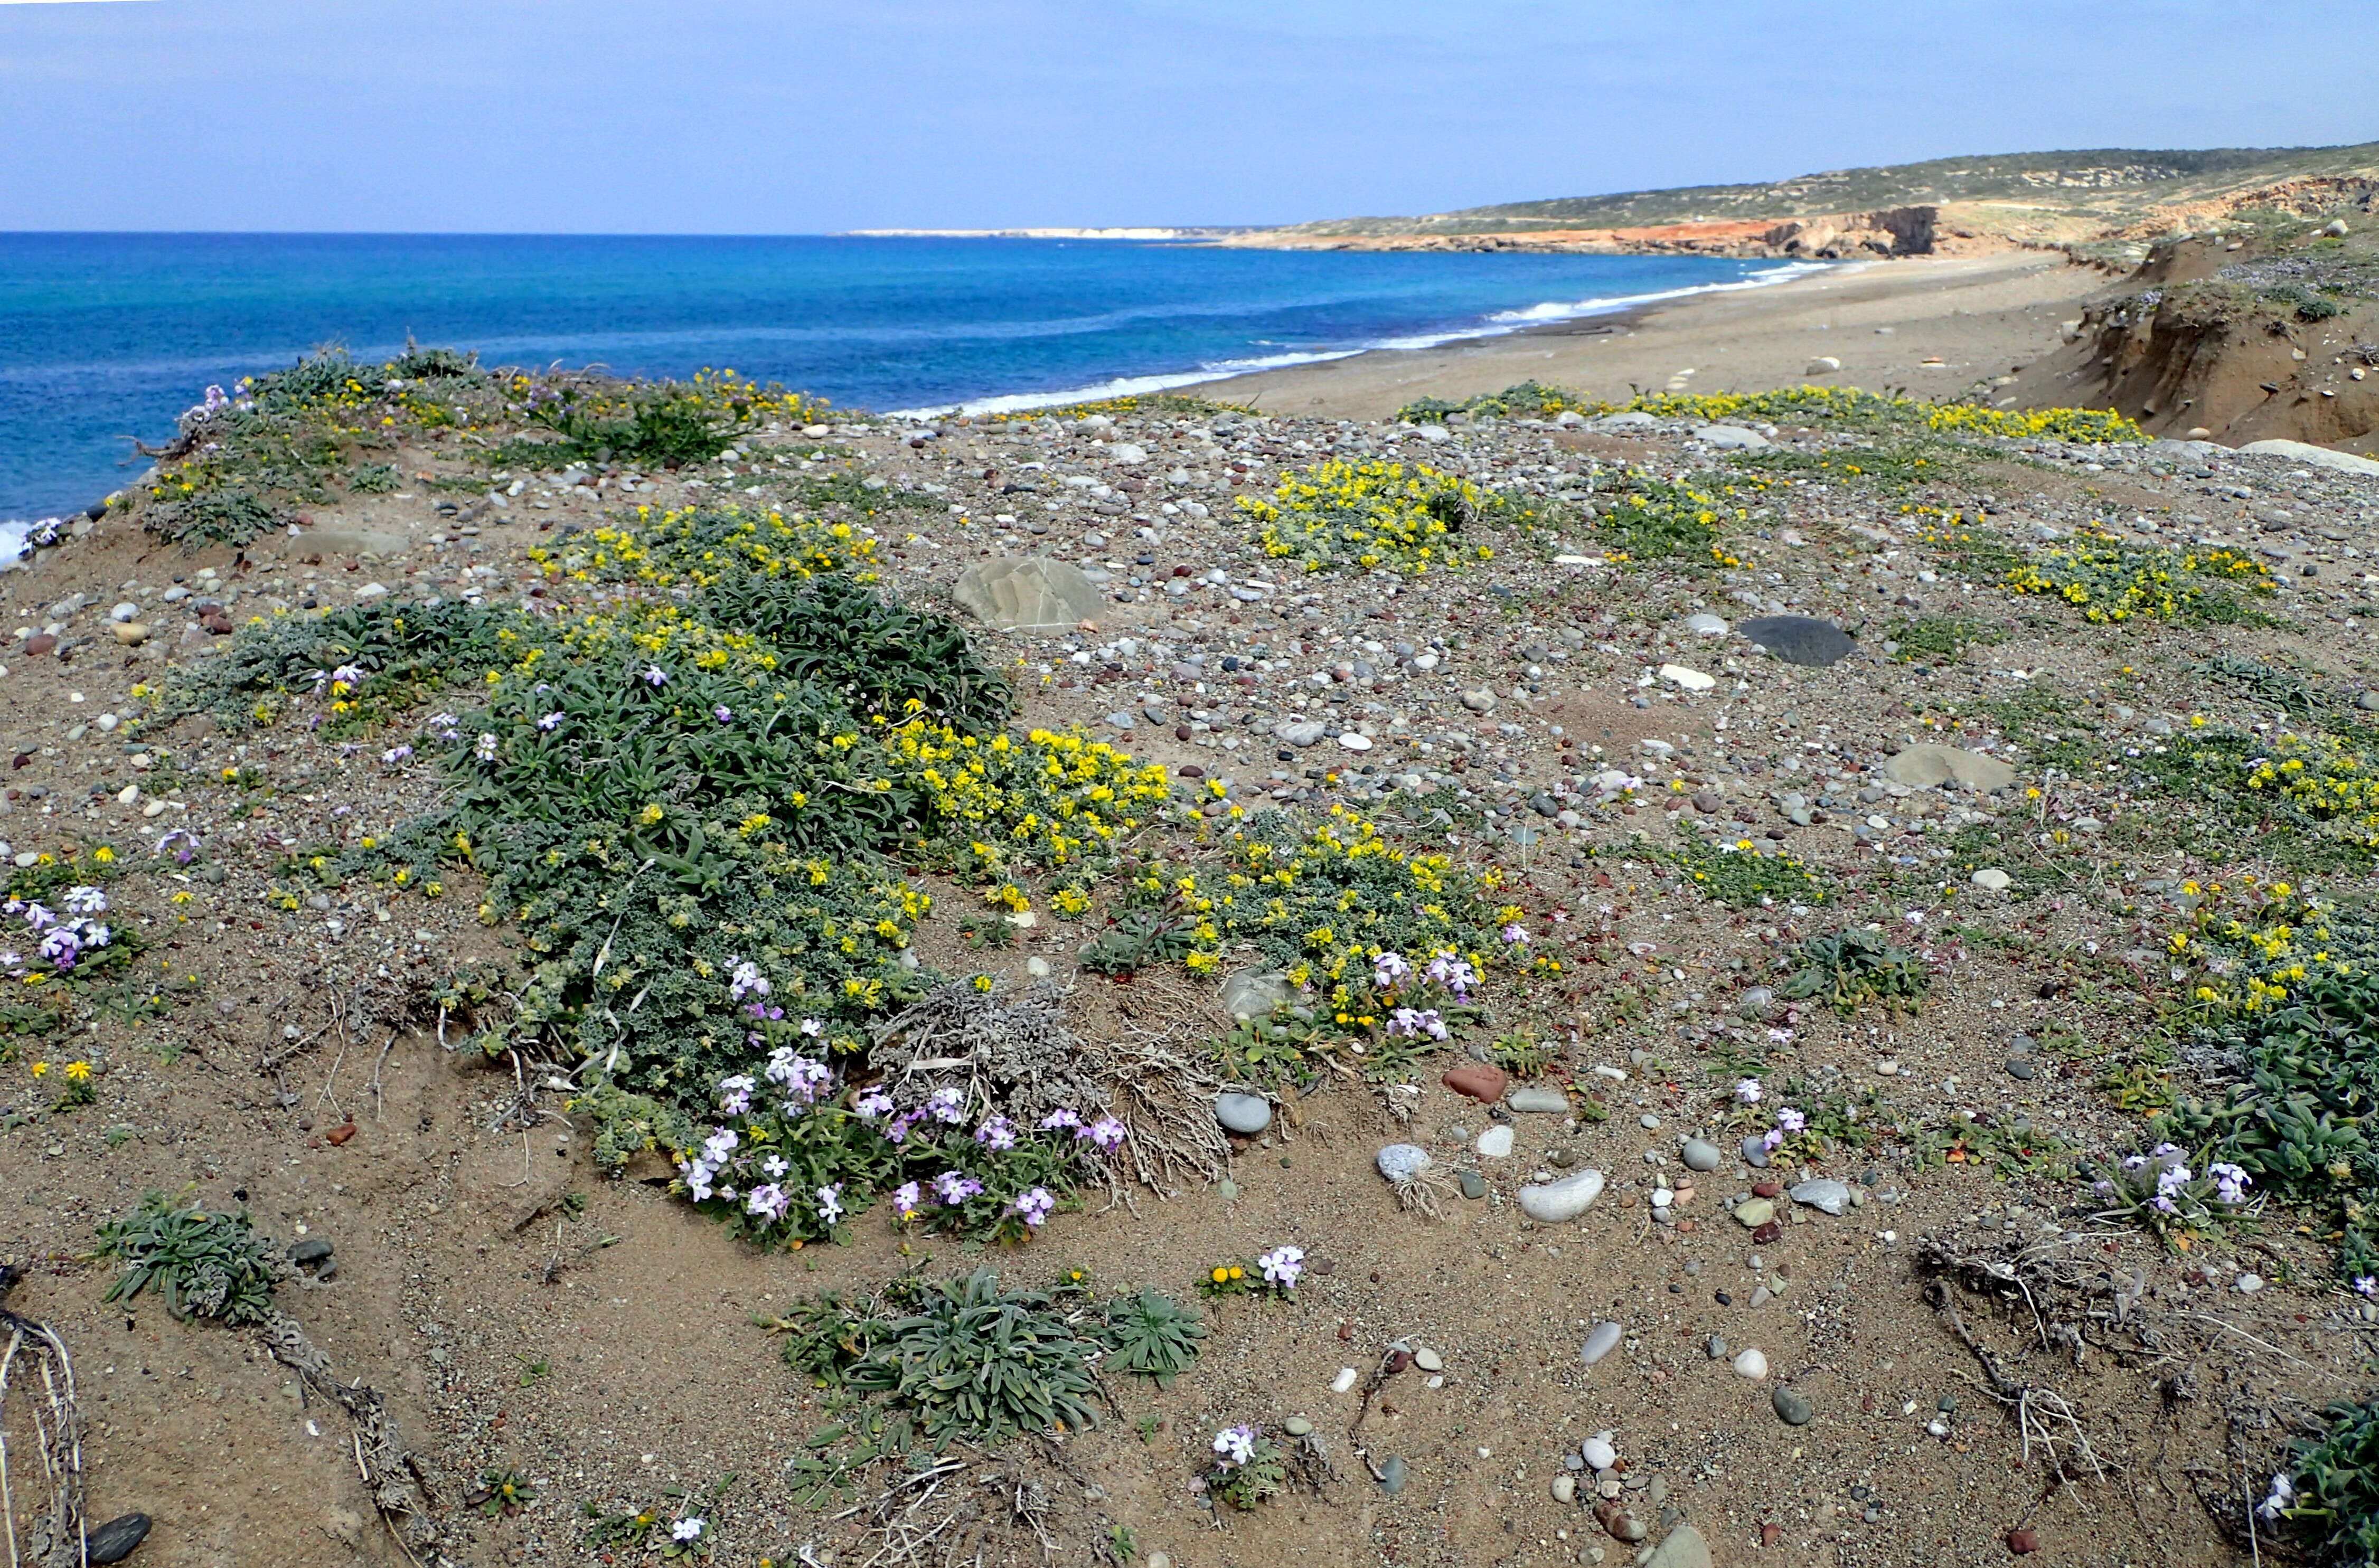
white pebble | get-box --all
[1580,1433,1616,1470]
[2235,1273,2264,1293]
[1731,1347,1769,1380]
[1477,1125,1515,1159]
[1331,1366,1359,1394]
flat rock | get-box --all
[1692,423,1770,450]
[2239,439,2379,477]
[1733,1197,1776,1228]
[1658,663,1716,692]
[952,557,1101,633]
[88,1513,152,1565]
[1377,1144,1434,1184]
[1507,1084,1569,1114]
[1220,968,1291,1020]
[1885,743,2018,793]
[1740,615,1855,667]
[1475,1125,1515,1158]
[1519,1168,1606,1223]
[1741,1135,1771,1168]
[1680,1137,1723,1173]
[1773,1386,1814,1425]
[1580,1320,1623,1365]
[1971,867,2013,891]
[1644,1524,1714,1568]
[1277,720,1328,747]
[1458,1169,1487,1199]
[299,526,410,557]
[1681,612,1729,636]
[1338,732,1373,752]
[1215,1093,1272,1135]
[1789,1178,1851,1216]
[1442,1063,1508,1102]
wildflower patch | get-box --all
[1236,459,1513,574]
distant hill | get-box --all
[1272,141,2379,241]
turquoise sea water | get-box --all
[0,233,1801,522]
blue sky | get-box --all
[4,1,2373,232]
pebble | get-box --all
[1331,1366,1360,1393]
[1508,1084,1569,1114]
[1596,1504,1647,1543]
[86,1513,151,1566]
[1217,1178,1239,1202]
[1580,1433,1616,1470]
[1731,1347,1769,1379]
[288,1238,333,1265]
[1732,1197,1776,1229]
[1739,615,1854,668]
[1379,1456,1408,1494]
[1461,688,1497,713]
[2236,1273,2264,1293]
[1788,1178,1851,1216]
[1413,1347,1443,1373]
[1644,1524,1714,1568]
[1680,1138,1722,1173]
[1705,1335,1727,1359]
[1681,612,1729,636]
[1518,1168,1606,1223]
[1971,867,2013,891]
[1581,1321,1623,1365]
[1741,1135,1771,1169]
[1283,1416,1313,1436]
[1376,1144,1434,1184]
[1552,1473,1578,1504]
[1442,1062,1508,1102]
[2006,1057,2035,1080]
[1458,1170,1487,1199]
[1772,1387,1814,1426]
[1476,1125,1515,1158]
[1657,663,1716,692]
[1215,1092,1272,1135]
[2006,1527,2040,1554]
[1338,732,1373,752]
[1146,1554,1173,1568]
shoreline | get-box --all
[1177,249,2107,421]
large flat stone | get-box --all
[952,557,1101,634]
[1885,743,2018,793]
[1739,615,1855,667]
[2237,439,2379,478]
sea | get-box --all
[0,232,1809,530]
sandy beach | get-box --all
[1189,248,2107,418]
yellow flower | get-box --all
[64,1061,90,1082]
[29,1061,47,1078]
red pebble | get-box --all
[1442,1063,1509,1103]
[22,634,55,656]
[1760,1523,1782,1548]
[1751,1180,1781,1199]
[1753,1220,1782,1244]
[2007,1528,2039,1555]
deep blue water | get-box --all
[0,233,1802,520]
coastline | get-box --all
[1178,249,2107,420]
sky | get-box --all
[4,0,2375,233]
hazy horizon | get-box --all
[5,1,2375,234]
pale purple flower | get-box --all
[854,1088,895,1120]
[60,886,107,917]
[1426,950,1477,997]
[643,665,669,687]
[2209,1160,2252,1205]
[1734,1078,1763,1105]
[2156,1163,2193,1197]
[474,732,499,762]
[1775,1107,1806,1134]
[975,1114,1018,1151]
[1081,1116,1127,1153]
[1013,1187,1055,1227]
[717,1073,756,1115]
[933,1170,984,1205]
[1387,1006,1447,1041]
[1761,1128,1785,1151]
[1500,923,1530,946]
[21,903,53,930]
[38,928,80,968]
[892,1179,924,1218]
[885,1110,924,1145]
[1212,1424,1257,1467]
[760,1154,788,1179]
[701,1127,739,1164]
[2258,1473,2295,1522]
[745,1183,789,1220]
[1257,1244,1304,1289]
[1372,951,1409,988]
[671,1517,704,1542]
[1766,1027,1794,1044]
[714,705,734,723]
[815,1183,844,1225]
[537,711,563,732]
[1038,1107,1083,1131]
[799,1017,824,1038]
[728,959,770,1000]
[2357,1276,2378,1300]
[381,744,413,766]
[927,1085,968,1124]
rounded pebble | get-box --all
[1476,1125,1515,1159]
[1580,1433,1616,1470]
[1773,1386,1814,1425]
[1379,1456,1408,1494]
[1518,1168,1606,1223]
[1581,1320,1623,1365]
[1283,1416,1313,1437]
[1331,1366,1360,1393]
[1680,1138,1722,1173]
[1732,1347,1769,1379]
[1376,1144,1433,1184]
[1215,1093,1272,1134]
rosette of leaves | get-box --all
[1209,1434,1289,1510]
[1098,1289,1207,1387]
[2282,1399,2379,1564]
[1781,928,1927,1015]
[841,1270,1101,1447]
[93,1192,284,1324]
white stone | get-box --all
[1518,1168,1605,1223]
[1581,1321,1623,1364]
[1476,1125,1515,1159]
[1579,1433,1616,1471]
[1682,613,1728,636]
[1731,1347,1769,1379]
[1338,732,1373,752]
[1691,424,1770,451]
[1658,664,1716,692]
[1106,442,1148,465]
[1376,1144,1434,1184]
[1971,867,2013,891]
[2239,439,2379,477]
[1331,1366,1360,1393]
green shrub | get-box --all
[1781,928,1929,1015]
[93,1193,283,1324]
[1097,1289,1208,1387]
[2281,1399,2379,1564]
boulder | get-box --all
[1885,743,2018,793]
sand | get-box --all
[1187,249,2107,419]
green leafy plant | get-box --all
[1781,928,1929,1015]
[1206,1424,1289,1510]
[1884,614,1996,665]
[1669,832,1828,908]
[92,1193,283,1324]
[1488,1029,1557,1079]
[835,1269,1101,1447]
[1097,1289,1208,1387]
[476,1467,537,1518]
[2279,1399,2379,1564]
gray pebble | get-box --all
[2006,1059,2036,1081]
[87,1513,151,1566]
[1508,1084,1569,1114]
[1788,1178,1851,1216]
[1741,1136,1770,1169]
[1639,1113,1661,1130]
[288,1238,333,1265]
[1379,1455,1408,1494]
[1581,1321,1623,1365]
[1773,1387,1814,1426]
[1705,1335,1728,1359]
[1680,1138,1722,1173]
[1459,1170,1487,1201]
[1215,1092,1273,1134]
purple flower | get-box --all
[1038,1107,1083,1131]
[474,733,499,761]
[155,829,201,864]
[1257,1244,1304,1289]
[926,1085,967,1124]
[381,744,413,766]
[717,1074,755,1115]
[1013,1187,1055,1227]
[60,886,107,917]
[1500,923,1530,946]
[21,903,54,930]
[815,1183,844,1225]
[537,711,563,732]
[714,705,734,723]
[933,1170,984,1205]
[1080,1116,1127,1153]
[1425,950,1477,997]
[2209,1160,2252,1205]
[2258,1473,2296,1522]
[854,1088,895,1120]
[1734,1078,1763,1105]
[1387,1006,1447,1041]
[1212,1424,1257,1467]
[2357,1276,2378,1300]
[728,959,770,1001]
[975,1115,1018,1152]
[643,665,668,687]
[38,927,80,969]
[885,1110,924,1146]
[744,1183,789,1220]
[1372,951,1409,988]
[892,1179,924,1218]
[701,1127,739,1164]
[1775,1107,1806,1134]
